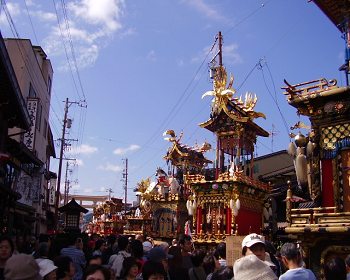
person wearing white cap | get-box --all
[241,233,267,261]
[233,233,277,280]
[37,259,57,280]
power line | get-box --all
[257,59,290,141]
[23,0,39,44]
[224,0,272,35]
[60,0,87,102]
[51,0,82,101]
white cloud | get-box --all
[68,0,124,32]
[71,184,81,190]
[30,10,56,22]
[69,144,98,155]
[146,50,156,61]
[75,159,84,166]
[183,0,228,22]
[0,2,21,25]
[98,163,122,172]
[113,144,140,155]
[83,188,93,193]
[177,59,184,67]
[42,0,126,70]
[224,44,243,64]
[119,27,136,38]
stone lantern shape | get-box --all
[58,198,88,233]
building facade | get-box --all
[5,38,56,236]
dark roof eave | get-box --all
[0,33,31,128]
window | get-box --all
[43,119,47,138]
[47,77,52,96]
[36,103,42,132]
[66,214,78,227]
[29,83,37,98]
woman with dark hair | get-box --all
[84,264,110,280]
[210,266,233,280]
[189,249,207,280]
[203,252,220,280]
[142,261,166,280]
[0,236,14,280]
[168,246,189,280]
[130,240,145,272]
[324,256,347,280]
[119,257,139,280]
[93,239,106,256]
[54,256,75,280]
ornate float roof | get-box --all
[313,0,350,32]
[185,171,270,194]
[163,130,212,169]
[282,78,350,117]
[200,66,269,137]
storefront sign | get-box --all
[23,98,38,151]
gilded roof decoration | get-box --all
[163,130,212,168]
[201,65,266,121]
[282,78,350,116]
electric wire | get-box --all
[60,0,87,102]
[224,0,272,35]
[129,37,218,170]
[2,1,62,135]
[52,0,82,101]
[258,60,290,141]
[23,0,39,44]
[2,1,82,193]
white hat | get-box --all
[143,241,153,252]
[233,255,277,280]
[36,259,57,277]
[241,233,265,248]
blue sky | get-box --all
[0,0,345,202]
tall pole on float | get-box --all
[122,158,128,215]
[215,31,223,178]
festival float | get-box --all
[133,131,212,240]
[183,32,271,244]
[88,197,124,236]
[282,1,350,277]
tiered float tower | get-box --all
[185,32,271,244]
[134,131,211,239]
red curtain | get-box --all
[321,159,334,207]
[235,208,262,235]
[196,207,202,234]
[226,208,231,234]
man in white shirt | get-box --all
[109,236,130,278]
[279,243,316,280]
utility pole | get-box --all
[122,158,128,215]
[269,124,279,152]
[55,98,69,221]
[54,98,82,228]
[106,188,113,200]
[64,161,69,205]
[63,161,75,204]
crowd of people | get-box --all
[0,232,349,280]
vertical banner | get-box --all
[49,178,56,205]
[23,98,38,151]
[341,149,350,211]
